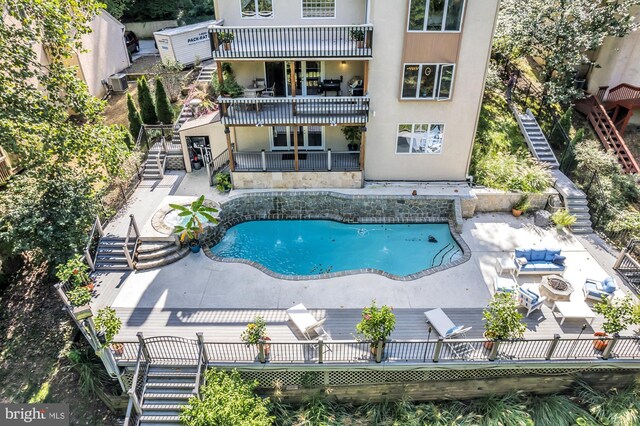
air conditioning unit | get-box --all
[109,74,128,93]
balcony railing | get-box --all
[219,96,369,126]
[234,150,360,172]
[112,335,640,365]
[209,24,373,59]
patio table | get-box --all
[552,301,596,325]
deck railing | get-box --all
[234,150,360,172]
[209,24,373,59]
[112,335,640,365]
[84,216,104,271]
[218,96,369,126]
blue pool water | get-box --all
[210,220,462,277]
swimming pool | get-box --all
[210,220,463,278]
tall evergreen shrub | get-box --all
[137,76,157,124]
[126,93,143,139]
[154,77,174,124]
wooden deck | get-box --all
[114,304,616,343]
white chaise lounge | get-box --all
[286,303,330,340]
[423,308,473,357]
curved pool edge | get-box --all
[202,221,471,282]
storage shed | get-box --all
[153,20,222,66]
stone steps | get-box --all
[135,246,190,270]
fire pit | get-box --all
[539,275,574,302]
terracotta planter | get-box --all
[593,332,608,351]
[263,336,271,357]
[224,42,231,51]
[483,332,496,350]
[111,343,124,356]
[511,208,523,217]
[84,282,95,291]
[357,41,364,48]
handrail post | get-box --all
[317,339,324,364]
[258,341,266,364]
[432,337,443,362]
[96,215,104,237]
[375,340,383,363]
[545,334,561,360]
[129,214,140,238]
[327,149,332,171]
[197,332,208,364]
[128,389,142,414]
[123,247,134,269]
[156,151,164,178]
[488,339,500,361]
[137,332,151,363]
[602,334,619,360]
[84,247,96,272]
[261,149,266,171]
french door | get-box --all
[271,126,323,150]
[264,61,323,97]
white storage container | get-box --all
[153,20,222,66]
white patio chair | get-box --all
[518,284,546,317]
[424,308,473,358]
[286,303,330,340]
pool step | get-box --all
[135,245,190,270]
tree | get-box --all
[180,369,274,426]
[495,0,640,104]
[122,0,193,22]
[151,59,184,102]
[102,0,131,19]
[154,77,174,124]
[127,93,143,139]
[137,76,157,124]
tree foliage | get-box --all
[154,77,174,124]
[180,369,274,426]
[495,0,640,104]
[127,93,143,139]
[102,0,131,19]
[137,76,157,124]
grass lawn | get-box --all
[474,90,527,156]
[0,257,118,425]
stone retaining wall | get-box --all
[165,155,185,170]
[460,188,559,218]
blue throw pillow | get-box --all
[445,325,464,337]
[520,288,538,303]
[552,254,566,265]
[530,249,547,262]
[544,249,561,261]
[602,277,617,293]
[515,248,531,261]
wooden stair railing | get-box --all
[600,83,640,136]
[585,96,639,174]
[606,83,640,103]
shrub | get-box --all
[137,76,157,124]
[551,209,577,229]
[180,369,274,426]
[573,381,640,426]
[512,195,530,212]
[154,77,174,125]
[67,286,92,307]
[593,296,640,335]
[56,254,91,287]
[66,348,110,398]
[94,307,122,346]
[240,316,267,345]
[474,152,551,193]
[483,292,526,340]
[355,300,396,343]
[215,172,232,192]
[126,93,143,139]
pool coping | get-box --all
[151,199,221,235]
[202,220,471,282]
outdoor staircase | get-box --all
[515,108,560,168]
[138,365,199,426]
[95,237,136,271]
[196,62,216,83]
[135,240,190,270]
[550,170,593,235]
[142,143,166,181]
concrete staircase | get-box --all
[196,63,216,83]
[94,237,136,271]
[138,365,199,426]
[515,109,560,168]
[135,240,190,270]
[142,143,166,181]
[550,170,593,234]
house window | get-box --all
[401,64,454,100]
[302,0,336,18]
[241,0,273,18]
[396,123,444,154]
[408,0,464,32]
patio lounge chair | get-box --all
[423,308,473,357]
[583,276,618,301]
[286,303,330,340]
[517,284,546,317]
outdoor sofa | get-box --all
[513,248,566,276]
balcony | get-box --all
[209,24,373,59]
[218,96,370,126]
[234,150,360,172]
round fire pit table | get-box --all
[539,275,574,302]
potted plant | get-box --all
[511,195,530,217]
[551,209,577,231]
[350,28,365,48]
[56,254,92,289]
[341,126,362,151]
[215,172,232,192]
[218,32,235,50]
[240,316,271,358]
[483,292,526,349]
[94,306,122,349]
[355,300,396,359]
[170,195,219,253]
[592,296,640,351]
[67,286,92,308]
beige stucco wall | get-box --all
[232,170,363,188]
[234,125,351,151]
[179,119,229,172]
[216,0,366,26]
[588,7,640,94]
[76,11,130,98]
[364,0,500,182]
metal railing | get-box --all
[122,215,141,269]
[112,335,640,365]
[123,340,148,426]
[0,155,11,184]
[84,216,104,271]
[234,150,360,172]
[218,96,370,126]
[209,24,373,59]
